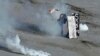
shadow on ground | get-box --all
[14,22,47,35]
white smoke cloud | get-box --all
[0,0,13,34]
[80,23,89,31]
[0,0,51,55]
[6,0,64,36]
[6,34,51,56]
